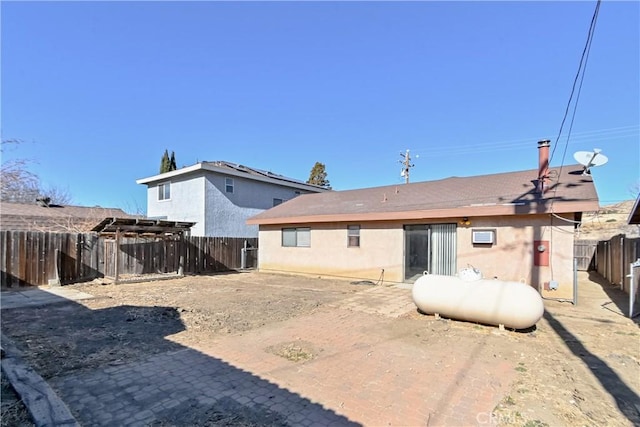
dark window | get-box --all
[225,177,234,193]
[158,182,170,200]
[348,225,360,247]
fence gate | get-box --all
[574,239,598,271]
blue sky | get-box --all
[2,1,638,213]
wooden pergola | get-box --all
[92,217,196,283]
[92,217,195,236]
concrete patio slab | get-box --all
[1,287,94,310]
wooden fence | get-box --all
[596,234,640,293]
[574,239,599,271]
[1,231,258,288]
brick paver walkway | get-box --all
[50,348,355,426]
[198,307,515,426]
[329,284,417,318]
[14,283,515,427]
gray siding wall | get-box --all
[144,169,317,238]
[146,174,207,236]
[204,173,306,237]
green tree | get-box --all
[160,150,177,173]
[306,162,331,189]
[160,149,170,173]
[169,151,177,171]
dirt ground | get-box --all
[1,368,34,427]
[1,271,639,426]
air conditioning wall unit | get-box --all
[472,229,496,245]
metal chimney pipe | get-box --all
[537,140,550,193]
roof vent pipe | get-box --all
[537,140,551,193]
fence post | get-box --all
[573,257,578,305]
[48,248,61,286]
[178,233,185,276]
[114,228,120,284]
[178,255,184,276]
[241,240,247,269]
[629,259,640,318]
[620,236,625,290]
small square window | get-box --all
[225,177,234,193]
[273,198,283,207]
[158,182,170,201]
[348,225,360,247]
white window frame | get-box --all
[158,182,171,201]
[225,177,234,193]
[282,227,311,247]
[347,225,360,247]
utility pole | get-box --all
[399,149,414,184]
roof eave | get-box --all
[247,199,600,225]
[136,164,205,184]
[628,194,640,224]
[136,162,327,193]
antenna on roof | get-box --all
[399,150,416,184]
[573,149,608,175]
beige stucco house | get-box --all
[247,142,599,301]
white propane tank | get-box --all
[412,274,544,330]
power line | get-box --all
[550,0,602,167]
[410,124,637,158]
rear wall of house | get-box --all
[258,221,405,282]
[456,214,576,300]
[257,213,576,299]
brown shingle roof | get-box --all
[0,202,136,232]
[247,164,599,225]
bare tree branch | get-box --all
[1,139,72,204]
[39,185,73,206]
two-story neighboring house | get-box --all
[136,161,329,237]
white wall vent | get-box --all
[472,229,495,245]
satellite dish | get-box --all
[573,149,608,175]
